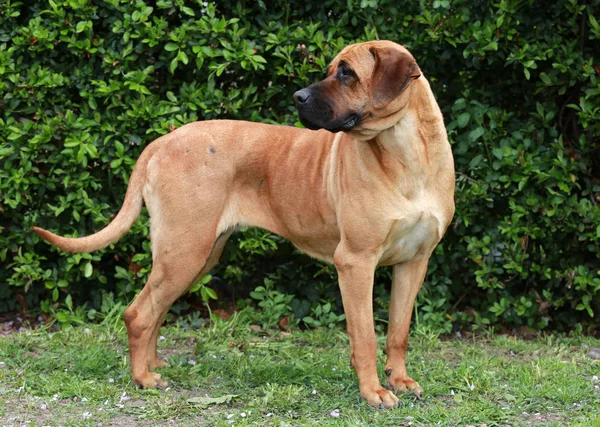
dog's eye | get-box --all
[338,65,355,79]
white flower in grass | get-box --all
[226,414,234,419]
[188,360,196,366]
[82,411,91,419]
[330,409,340,417]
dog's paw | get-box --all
[385,368,423,396]
[135,372,169,390]
[360,386,400,409]
[148,358,170,370]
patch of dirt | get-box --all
[0,314,54,336]
[519,411,566,425]
[107,414,143,426]
[0,394,208,427]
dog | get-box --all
[33,40,455,408]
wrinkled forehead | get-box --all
[327,41,412,77]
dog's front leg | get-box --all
[335,250,400,408]
[384,258,429,395]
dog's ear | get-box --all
[369,47,421,109]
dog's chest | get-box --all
[379,198,446,265]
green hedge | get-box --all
[1,0,599,331]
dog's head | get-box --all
[294,41,421,136]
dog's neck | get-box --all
[346,76,446,142]
[343,77,450,186]
[376,78,448,152]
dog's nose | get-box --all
[293,89,311,104]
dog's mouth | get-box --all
[342,114,359,129]
[298,112,361,133]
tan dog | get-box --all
[33,40,455,408]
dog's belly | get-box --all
[379,206,444,266]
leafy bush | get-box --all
[249,278,296,330]
[1,0,598,332]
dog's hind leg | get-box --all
[145,231,232,372]
[146,310,170,371]
[123,221,229,389]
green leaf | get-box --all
[457,112,470,128]
[496,14,504,27]
[165,43,179,51]
[178,50,189,65]
[201,286,217,301]
[181,6,195,16]
[469,154,484,168]
[166,91,178,102]
[84,262,93,278]
[492,147,503,160]
[56,312,69,323]
[539,72,552,85]
[170,58,178,74]
[75,21,87,33]
[468,127,485,142]
[65,294,73,311]
[590,13,599,30]
[523,60,535,68]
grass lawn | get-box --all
[1,314,600,426]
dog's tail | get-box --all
[32,145,157,253]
